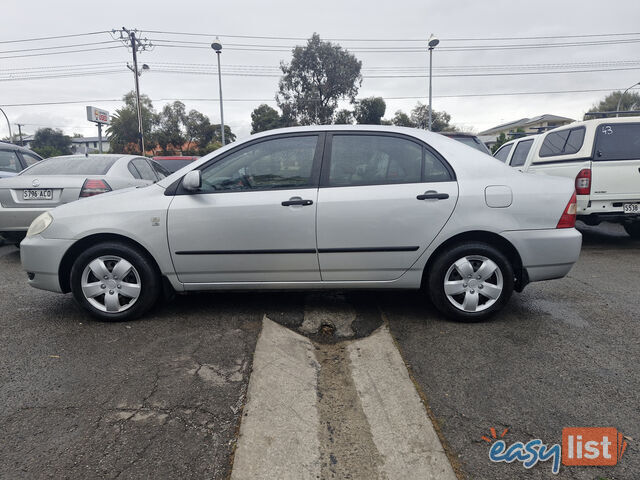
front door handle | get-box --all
[417,190,449,200]
[282,196,313,206]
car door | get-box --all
[316,133,458,281]
[167,134,323,284]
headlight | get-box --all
[26,212,53,237]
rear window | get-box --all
[493,143,513,163]
[595,123,640,161]
[450,136,490,154]
[22,156,119,175]
[539,127,585,157]
[510,139,534,167]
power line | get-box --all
[0,45,124,60]
[0,31,110,44]
[141,29,640,43]
[0,87,627,108]
[0,40,121,55]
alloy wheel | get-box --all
[80,255,141,313]
[443,255,504,313]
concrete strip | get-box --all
[347,326,457,480]
[231,316,321,480]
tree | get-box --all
[410,102,455,132]
[29,128,71,157]
[354,97,386,125]
[334,109,354,125]
[107,91,157,154]
[155,101,187,154]
[491,132,509,153]
[586,90,640,118]
[184,110,214,154]
[391,110,415,127]
[277,33,362,125]
[251,104,282,133]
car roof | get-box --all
[0,141,40,154]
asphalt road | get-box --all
[0,221,637,479]
[384,222,639,479]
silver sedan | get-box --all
[20,126,582,322]
[0,154,169,244]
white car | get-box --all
[21,126,582,322]
[495,117,640,237]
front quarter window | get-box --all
[493,144,512,163]
[199,136,318,192]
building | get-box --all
[479,114,575,149]
[71,136,110,154]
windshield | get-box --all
[21,156,119,176]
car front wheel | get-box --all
[428,242,514,322]
[70,242,160,321]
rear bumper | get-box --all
[20,235,74,293]
[0,207,48,233]
[578,212,640,225]
[502,228,582,283]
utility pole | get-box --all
[16,123,24,146]
[114,28,153,154]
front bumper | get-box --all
[20,235,75,293]
[502,228,582,283]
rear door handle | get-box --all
[282,196,313,206]
[417,190,449,200]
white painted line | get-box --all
[347,325,457,480]
[232,317,456,479]
[231,316,321,480]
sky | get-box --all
[1,0,640,142]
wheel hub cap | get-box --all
[81,255,141,313]
[443,255,504,313]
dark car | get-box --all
[152,156,199,173]
[441,132,492,155]
[0,142,43,179]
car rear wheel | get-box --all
[624,222,640,239]
[70,242,160,321]
[427,242,514,322]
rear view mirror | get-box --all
[183,170,202,191]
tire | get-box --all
[624,222,640,239]
[427,242,514,322]
[70,242,161,321]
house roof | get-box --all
[479,114,575,135]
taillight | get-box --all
[575,169,591,195]
[80,179,112,198]
[557,192,577,228]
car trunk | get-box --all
[0,175,103,208]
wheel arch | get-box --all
[58,233,162,293]
[421,230,527,292]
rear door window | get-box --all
[539,127,585,157]
[595,123,640,161]
[493,144,512,163]
[21,152,42,167]
[131,158,158,181]
[0,150,21,173]
[510,139,534,167]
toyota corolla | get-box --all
[20,126,582,322]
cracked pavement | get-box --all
[1,221,638,479]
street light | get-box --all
[211,38,226,146]
[0,107,11,142]
[428,34,439,131]
[616,81,640,117]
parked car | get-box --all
[152,156,199,173]
[493,135,542,169]
[21,126,581,322]
[0,154,169,244]
[0,142,43,179]
[497,117,640,238]
[441,132,492,155]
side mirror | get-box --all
[182,170,202,191]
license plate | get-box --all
[623,203,640,214]
[22,189,53,200]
